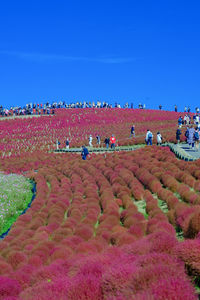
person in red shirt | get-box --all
[110,134,116,149]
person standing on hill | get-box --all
[130,124,135,138]
[188,125,195,149]
[104,137,110,149]
[89,135,93,147]
[157,132,162,145]
[194,127,199,151]
[96,135,101,145]
[178,116,183,127]
[185,127,189,143]
[110,134,116,149]
[176,127,181,144]
[65,138,70,149]
[146,130,153,145]
[81,145,89,160]
[175,105,177,112]
[56,139,61,150]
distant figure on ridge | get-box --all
[175,105,178,112]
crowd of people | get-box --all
[1,100,200,117]
[55,125,165,160]
[0,101,132,117]
[56,113,200,159]
[176,113,200,151]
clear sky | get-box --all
[0,0,200,111]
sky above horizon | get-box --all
[0,0,200,111]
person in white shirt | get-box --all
[145,130,153,145]
[89,135,93,147]
[157,132,162,145]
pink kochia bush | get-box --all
[0,108,189,158]
[0,276,21,299]
[0,147,199,298]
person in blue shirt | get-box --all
[178,116,183,128]
[145,130,153,145]
[81,145,89,160]
[130,124,135,138]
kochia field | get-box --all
[0,108,199,299]
[0,108,187,157]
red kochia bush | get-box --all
[150,277,197,300]
[6,251,27,270]
[176,239,200,271]
[186,210,200,238]
[0,276,21,299]
[19,277,70,300]
[131,263,185,293]
[102,263,137,299]
[67,273,102,300]
[148,231,177,255]
[0,261,12,275]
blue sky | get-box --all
[0,0,200,111]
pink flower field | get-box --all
[0,109,199,299]
[0,108,187,157]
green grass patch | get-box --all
[119,206,124,213]
[152,194,169,213]
[0,173,33,236]
[176,226,184,241]
[157,199,169,213]
[134,199,148,219]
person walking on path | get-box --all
[89,135,93,147]
[96,135,101,145]
[145,130,153,145]
[157,132,162,145]
[176,127,181,144]
[65,138,70,149]
[188,125,195,149]
[56,139,61,150]
[81,145,89,160]
[110,134,116,149]
[185,127,189,143]
[130,124,135,138]
[195,114,199,125]
[194,127,199,151]
[104,137,110,149]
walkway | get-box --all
[164,142,200,161]
[54,144,145,153]
[54,142,200,162]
